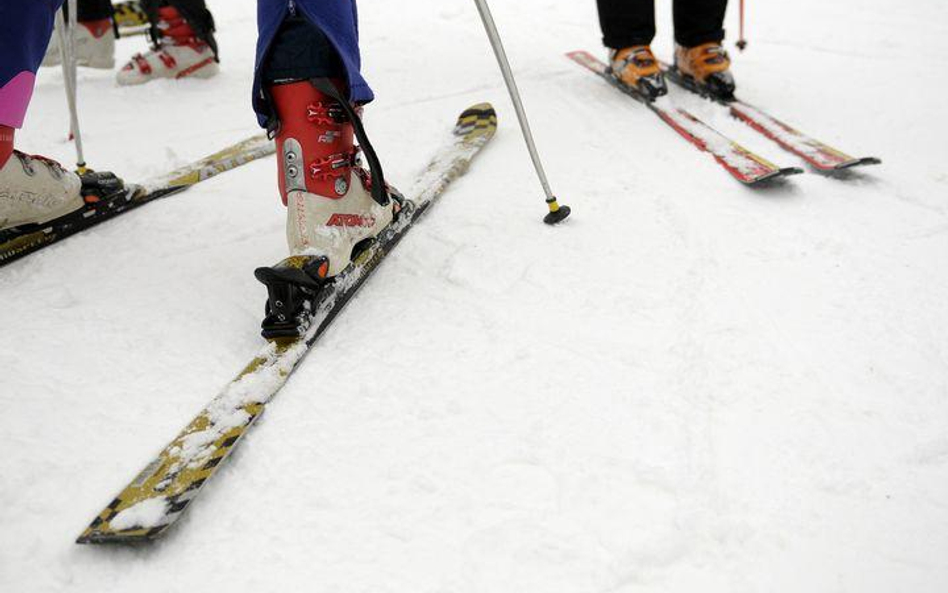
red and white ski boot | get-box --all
[117,6,218,85]
[254,79,401,339]
[271,80,398,277]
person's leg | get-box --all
[597,0,656,49]
[259,15,344,88]
[159,0,218,58]
[0,1,86,230]
[673,0,728,47]
[595,0,666,98]
[1,1,63,146]
[253,0,394,283]
[253,0,372,126]
[77,0,115,22]
[672,0,735,98]
[45,0,116,69]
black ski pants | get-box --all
[260,14,344,86]
[74,0,115,22]
[597,0,729,49]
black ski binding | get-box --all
[605,66,667,102]
[667,65,735,102]
[80,170,126,201]
[253,255,330,340]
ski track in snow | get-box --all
[2,1,948,592]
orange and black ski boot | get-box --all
[673,42,736,100]
[608,45,667,100]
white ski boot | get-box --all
[117,6,218,85]
[0,151,84,231]
[42,18,116,70]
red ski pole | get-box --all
[736,0,748,51]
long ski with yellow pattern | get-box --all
[0,134,274,268]
[113,0,150,36]
[76,103,497,544]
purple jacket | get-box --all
[254,0,372,127]
[0,1,63,128]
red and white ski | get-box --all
[567,50,802,185]
[726,100,880,171]
[660,62,881,172]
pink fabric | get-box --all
[0,71,37,129]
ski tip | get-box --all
[835,156,882,170]
[780,166,806,177]
[455,104,497,141]
[76,524,167,545]
[746,166,804,185]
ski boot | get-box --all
[0,126,126,236]
[254,79,402,340]
[608,45,667,100]
[117,6,218,85]
[42,18,116,70]
[673,42,736,101]
[0,127,83,231]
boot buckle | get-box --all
[306,101,346,126]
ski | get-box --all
[75,103,497,544]
[0,133,274,268]
[661,62,881,172]
[567,50,802,185]
[113,1,150,37]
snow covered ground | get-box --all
[3,0,948,591]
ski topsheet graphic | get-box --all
[113,1,149,36]
[0,134,274,268]
[76,103,498,544]
[566,50,802,185]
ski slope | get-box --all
[2,0,947,591]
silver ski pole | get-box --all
[56,0,88,173]
[472,0,570,225]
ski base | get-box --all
[76,103,497,544]
[566,50,801,185]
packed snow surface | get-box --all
[109,498,169,531]
[2,1,947,592]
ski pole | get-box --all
[736,0,748,51]
[57,0,88,173]
[472,0,571,225]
